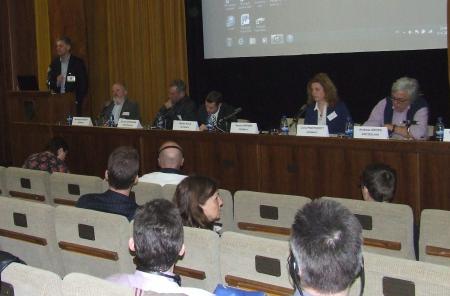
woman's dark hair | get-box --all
[173,176,218,229]
[46,137,69,155]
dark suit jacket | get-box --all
[76,190,138,221]
[304,101,351,134]
[154,96,197,129]
[100,98,140,122]
[47,54,88,103]
[197,103,237,131]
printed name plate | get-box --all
[296,125,329,137]
[443,129,450,142]
[72,117,93,127]
[117,118,143,129]
[354,126,389,139]
[173,120,199,131]
[230,122,259,134]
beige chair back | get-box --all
[55,205,134,278]
[62,273,134,296]
[217,189,235,232]
[0,196,64,275]
[132,182,163,205]
[49,172,103,206]
[1,263,63,296]
[5,167,51,203]
[419,209,450,266]
[162,184,177,200]
[220,231,293,295]
[323,196,415,260]
[0,165,6,195]
[234,191,310,240]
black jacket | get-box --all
[197,102,237,131]
[154,96,197,129]
[100,98,140,122]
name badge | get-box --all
[173,120,199,131]
[230,122,259,134]
[72,117,93,126]
[67,75,76,82]
[297,125,329,137]
[354,126,389,139]
[122,111,130,116]
[443,129,450,142]
[117,118,142,129]
[327,111,337,121]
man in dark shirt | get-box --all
[76,146,139,221]
[153,79,196,129]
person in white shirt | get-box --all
[139,141,187,186]
[107,199,213,296]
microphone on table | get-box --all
[217,107,243,124]
[290,104,307,127]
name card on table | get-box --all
[354,126,389,139]
[444,129,450,142]
[230,122,259,134]
[296,125,329,137]
[117,118,143,129]
[173,120,199,131]
[72,117,93,127]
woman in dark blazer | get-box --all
[303,73,351,134]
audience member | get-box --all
[173,176,223,232]
[153,79,197,129]
[364,77,429,140]
[304,73,352,134]
[361,163,396,202]
[140,141,187,186]
[198,91,237,132]
[290,199,364,296]
[47,36,88,115]
[107,199,213,296]
[23,137,69,173]
[76,146,139,221]
[100,82,140,125]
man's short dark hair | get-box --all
[205,91,223,104]
[57,36,72,47]
[46,137,68,155]
[133,199,184,272]
[361,163,396,202]
[290,199,363,294]
[169,79,186,93]
[107,146,139,190]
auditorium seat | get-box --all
[0,196,64,275]
[220,231,293,295]
[0,165,6,195]
[217,189,235,232]
[419,209,450,266]
[234,191,311,240]
[322,196,415,260]
[62,273,134,296]
[131,181,163,205]
[348,251,450,296]
[54,205,134,278]
[174,226,221,292]
[162,183,177,200]
[49,172,103,206]
[1,263,63,296]
[5,167,51,203]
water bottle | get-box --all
[206,115,214,132]
[280,115,289,135]
[344,117,354,138]
[156,115,165,129]
[66,114,73,126]
[435,117,444,141]
[108,114,115,127]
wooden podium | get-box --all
[6,91,76,124]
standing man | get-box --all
[198,91,237,132]
[153,79,196,129]
[100,82,140,125]
[47,36,88,115]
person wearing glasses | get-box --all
[364,77,429,140]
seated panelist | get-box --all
[198,91,237,132]
[304,73,351,134]
[364,77,428,140]
[100,83,140,125]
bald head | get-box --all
[158,141,184,170]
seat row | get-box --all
[1,167,450,265]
